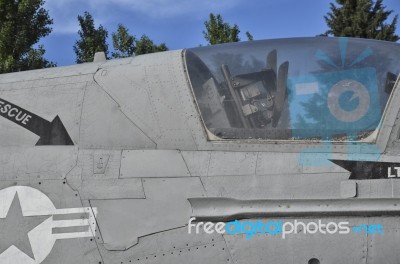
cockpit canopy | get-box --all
[185,37,400,141]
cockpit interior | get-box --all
[185,37,400,141]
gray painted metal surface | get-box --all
[79,82,156,149]
[98,227,232,264]
[189,197,400,221]
[223,217,369,264]
[0,37,399,264]
[91,177,205,250]
[120,150,190,178]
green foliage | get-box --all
[324,0,399,41]
[112,24,135,58]
[203,13,253,45]
[246,31,254,41]
[19,45,56,70]
[74,11,109,63]
[111,24,168,57]
[0,0,54,73]
[203,13,240,45]
[135,34,168,55]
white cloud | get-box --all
[44,0,109,34]
[45,0,243,32]
[46,0,242,14]
[50,20,79,34]
[100,0,243,18]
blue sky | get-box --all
[41,0,400,66]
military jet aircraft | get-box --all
[0,37,399,264]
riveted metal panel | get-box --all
[119,240,232,264]
[69,178,144,200]
[79,82,156,149]
[181,151,211,176]
[91,177,205,250]
[74,150,123,180]
[0,63,101,84]
[144,62,197,149]
[94,51,199,150]
[207,152,257,176]
[98,227,231,264]
[0,74,93,92]
[223,217,368,264]
[200,174,347,199]
[66,149,145,199]
[367,217,400,263]
[0,146,77,181]
[120,150,190,178]
[42,238,101,264]
[256,152,302,175]
[94,64,160,144]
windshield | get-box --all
[185,37,400,141]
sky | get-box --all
[41,0,400,66]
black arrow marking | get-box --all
[0,97,73,145]
[330,159,400,180]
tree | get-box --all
[203,13,253,45]
[246,31,254,41]
[74,12,109,63]
[110,24,168,58]
[135,35,168,55]
[324,0,399,41]
[19,45,56,70]
[112,24,136,58]
[0,0,54,73]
